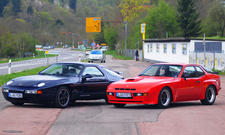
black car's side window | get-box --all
[82,67,104,77]
[182,66,196,78]
[195,66,205,77]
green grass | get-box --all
[0,51,57,64]
[105,50,133,60]
[0,66,47,86]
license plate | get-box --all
[116,93,131,98]
[8,93,23,98]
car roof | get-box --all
[55,62,102,67]
[151,63,202,67]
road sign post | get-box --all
[141,23,146,62]
[8,59,11,74]
[86,17,101,32]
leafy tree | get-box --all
[11,0,21,15]
[27,5,34,15]
[177,0,201,37]
[0,0,9,16]
[69,0,77,13]
[104,25,118,50]
[205,1,225,37]
[119,0,147,21]
[145,0,180,38]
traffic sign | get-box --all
[45,50,49,54]
[86,17,101,32]
[141,23,146,33]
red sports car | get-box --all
[107,63,221,108]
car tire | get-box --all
[158,88,172,108]
[201,85,216,105]
[113,104,126,108]
[55,86,70,108]
[11,101,24,106]
[88,61,90,63]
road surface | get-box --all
[0,49,225,135]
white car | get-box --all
[88,50,106,63]
[100,46,108,52]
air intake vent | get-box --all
[115,88,136,91]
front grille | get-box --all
[110,100,142,103]
[115,88,136,91]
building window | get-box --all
[147,44,150,53]
[156,44,159,53]
[172,44,176,54]
[182,44,187,55]
[150,44,153,52]
[163,44,167,54]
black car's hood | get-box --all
[9,75,79,87]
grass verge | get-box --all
[0,51,57,64]
[105,50,133,60]
[0,66,47,86]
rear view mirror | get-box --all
[82,74,93,82]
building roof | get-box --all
[144,38,225,42]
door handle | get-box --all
[196,81,200,83]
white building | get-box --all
[143,38,225,70]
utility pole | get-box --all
[203,33,206,66]
[124,21,128,56]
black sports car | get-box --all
[2,63,123,108]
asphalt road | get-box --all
[0,49,225,135]
[0,48,83,75]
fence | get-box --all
[189,52,225,70]
[117,49,143,60]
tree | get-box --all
[145,0,180,38]
[119,0,147,21]
[206,1,225,37]
[104,25,118,50]
[177,0,201,37]
[0,0,10,16]
[11,0,21,15]
[69,0,77,13]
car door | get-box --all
[81,66,108,98]
[176,66,202,101]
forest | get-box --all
[0,0,225,58]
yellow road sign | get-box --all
[45,50,49,54]
[86,17,101,32]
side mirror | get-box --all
[182,74,189,80]
[82,74,92,82]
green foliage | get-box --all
[0,33,38,58]
[105,50,132,60]
[145,0,180,38]
[11,0,21,15]
[119,0,147,21]
[0,66,48,86]
[177,0,201,37]
[103,25,118,50]
[69,0,76,13]
[0,0,10,16]
[94,32,105,44]
[204,1,225,37]
[27,5,34,15]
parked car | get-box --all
[2,63,123,108]
[107,63,221,108]
[100,46,108,52]
[88,50,106,63]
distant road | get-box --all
[0,48,84,75]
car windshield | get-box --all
[139,65,183,77]
[39,63,84,77]
[90,50,102,54]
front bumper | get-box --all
[2,87,56,104]
[107,91,158,105]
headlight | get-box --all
[6,80,13,85]
[37,83,45,87]
[2,89,9,92]
[107,92,114,96]
[25,90,42,94]
[25,90,37,94]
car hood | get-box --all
[7,75,79,88]
[109,76,176,91]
